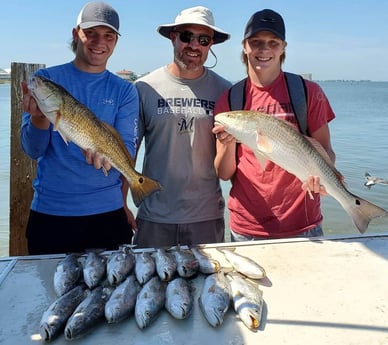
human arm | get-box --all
[212,90,238,180]
[212,124,237,180]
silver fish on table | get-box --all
[134,276,166,329]
[107,245,135,286]
[39,285,86,342]
[218,248,266,280]
[165,277,194,320]
[105,274,141,323]
[227,272,264,331]
[28,75,161,207]
[170,247,200,278]
[191,247,221,274]
[83,250,107,289]
[198,271,230,327]
[154,248,177,282]
[134,251,156,285]
[215,110,388,234]
[64,286,110,341]
[54,253,82,297]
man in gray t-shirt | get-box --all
[134,6,231,248]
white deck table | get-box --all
[0,234,387,345]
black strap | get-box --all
[284,72,308,135]
[228,78,246,112]
[228,72,308,135]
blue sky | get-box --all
[2,0,388,81]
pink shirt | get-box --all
[215,72,335,238]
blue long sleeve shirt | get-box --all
[21,62,139,216]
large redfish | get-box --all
[27,75,161,206]
[215,110,387,234]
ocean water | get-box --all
[1,81,388,256]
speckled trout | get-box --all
[39,285,86,342]
[226,272,264,331]
[215,110,388,234]
[27,75,161,207]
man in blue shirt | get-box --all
[21,2,139,254]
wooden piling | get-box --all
[9,62,45,256]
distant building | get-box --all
[116,69,138,82]
[300,73,312,81]
[0,68,11,83]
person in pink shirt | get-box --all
[213,9,336,240]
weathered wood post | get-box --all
[9,62,45,256]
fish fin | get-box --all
[101,122,132,158]
[130,174,162,207]
[58,131,70,145]
[53,110,62,131]
[52,110,71,145]
[253,131,272,168]
[306,136,345,183]
[344,193,388,233]
[99,122,162,207]
[306,136,335,168]
[255,131,272,154]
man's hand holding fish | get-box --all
[21,81,49,130]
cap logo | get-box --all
[94,7,113,21]
[260,17,276,23]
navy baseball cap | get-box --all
[244,9,285,41]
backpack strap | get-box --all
[284,72,308,135]
[228,78,247,111]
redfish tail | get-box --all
[130,175,162,207]
[346,196,388,234]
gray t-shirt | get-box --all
[135,66,231,223]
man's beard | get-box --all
[174,49,204,72]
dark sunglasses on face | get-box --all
[175,30,212,47]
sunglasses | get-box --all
[175,31,212,47]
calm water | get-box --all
[1,81,388,256]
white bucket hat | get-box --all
[157,6,230,44]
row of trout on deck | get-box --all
[40,245,266,341]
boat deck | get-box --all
[0,234,387,345]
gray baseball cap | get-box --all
[76,2,120,35]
